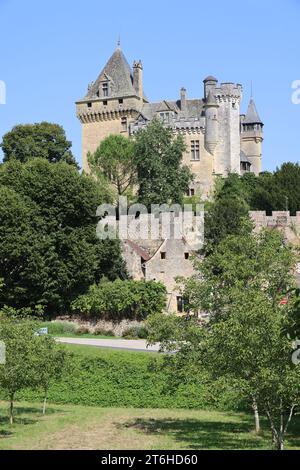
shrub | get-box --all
[75,326,90,336]
[122,326,149,339]
[93,327,115,337]
[71,279,167,320]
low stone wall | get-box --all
[55,316,144,337]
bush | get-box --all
[71,279,167,320]
[94,327,115,337]
[42,321,77,335]
[122,326,149,339]
[75,326,90,335]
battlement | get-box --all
[214,82,243,102]
[250,211,300,235]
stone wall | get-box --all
[250,211,300,246]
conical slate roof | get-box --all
[243,98,263,124]
[86,47,136,99]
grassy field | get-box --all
[1,402,300,450]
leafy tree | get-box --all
[202,288,300,450]
[88,135,137,199]
[182,226,295,321]
[72,279,167,320]
[0,159,126,314]
[0,320,39,424]
[204,174,251,252]
[1,122,77,166]
[34,336,72,415]
[134,120,193,207]
[148,228,299,449]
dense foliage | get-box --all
[0,159,125,315]
[1,122,77,166]
[88,134,136,199]
[14,346,242,410]
[71,279,167,320]
[134,120,193,207]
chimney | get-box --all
[180,87,187,113]
[133,60,143,100]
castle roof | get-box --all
[243,98,263,124]
[204,75,218,82]
[83,47,137,100]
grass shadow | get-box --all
[120,417,269,450]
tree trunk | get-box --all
[9,393,14,425]
[252,396,260,433]
[42,389,48,416]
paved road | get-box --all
[56,337,160,353]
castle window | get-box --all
[185,253,190,260]
[121,117,128,132]
[161,252,166,260]
[119,99,123,105]
[191,141,200,161]
[102,83,109,97]
[103,100,108,106]
[87,102,92,108]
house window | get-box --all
[161,252,166,260]
[121,117,128,132]
[87,102,92,108]
[191,141,200,161]
[102,83,109,97]
[119,99,123,104]
[185,253,190,260]
[103,100,108,106]
[177,296,184,313]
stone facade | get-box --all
[76,45,264,196]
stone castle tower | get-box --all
[76,45,264,197]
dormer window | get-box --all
[159,112,170,123]
[102,83,109,97]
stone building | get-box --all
[76,44,264,197]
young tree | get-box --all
[0,321,38,425]
[88,135,137,199]
[134,120,192,207]
[34,336,72,415]
[202,289,300,450]
[1,122,77,166]
[148,228,299,449]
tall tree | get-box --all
[1,122,77,166]
[134,120,192,207]
[0,159,126,314]
[88,135,137,199]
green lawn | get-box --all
[1,402,300,450]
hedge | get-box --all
[71,279,167,320]
[12,347,246,410]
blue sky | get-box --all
[0,0,299,170]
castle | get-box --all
[76,44,264,197]
[76,44,266,313]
